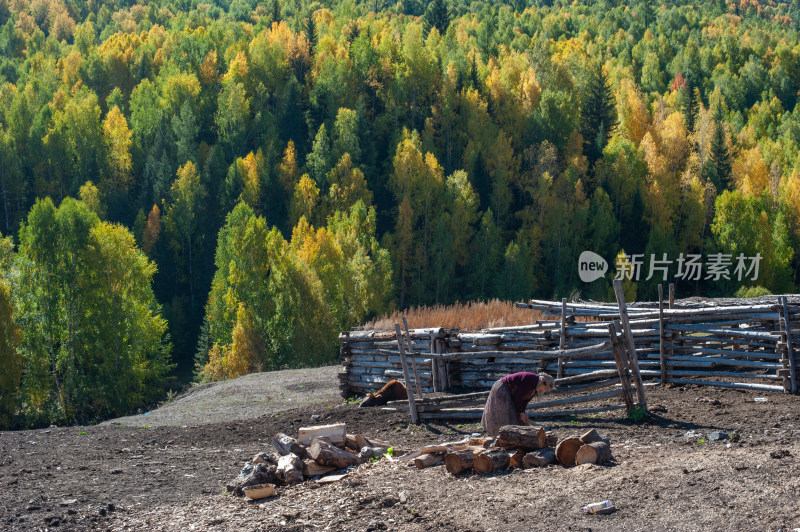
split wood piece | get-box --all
[403,317,424,398]
[398,438,471,461]
[298,423,346,447]
[302,459,337,477]
[659,284,667,386]
[445,449,476,475]
[414,453,444,469]
[309,437,360,469]
[555,437,583,467]
[613,279,648,411]
[345,434,360,452]
[395,323,419,424]
[495,425,547,451]
[522,448,556,468]
[545,432,558,447]
[579,428,609,445]
[575,441,612,465]
[473,449,511,474]
[317,473,348,484]
[355,433,392,451]
[781,296,797,394]
[273,433,309,459]
[276,453,304,485]
[509,450,526,468]
[608,322,634,412]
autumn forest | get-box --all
[1,0,800,427]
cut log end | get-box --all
[444,449,476,475]
[575,441,612,465]
[522,448,556,468]
[495,425,547,451]
[473,449,510,474]
[555,437,583,467]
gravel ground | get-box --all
[2,368,800,531]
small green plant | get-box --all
[385,447,394,457]
[627,406,648,422]
[78,431,87,435]
[697,437,708,444]
[456,423,467,429]
[343,395,360,405]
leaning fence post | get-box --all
[608,322,634,412]
[613,279,648,411]
[402,317,424,398]
[395,323,419,424]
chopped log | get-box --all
[302,459,336,477]
[355,433,392,451]
[495,425,547,451]
[273,433,309,459]
[345,434,360,452]
[444,449,477,475]
[555,437,583,467]
[252,452,278,465]
[473,449,511,474]
[575,441,612,465]
[398,438,470,461]
[298,424,347,447]
[276,453,304,485]
[414,453,444,469]
[358,447,386,463]
[579,429,609,445]
[309,437,360,468]
[509,450,526,468]
[545,432,558,447]
[522,448,556,468]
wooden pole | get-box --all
[608,323,634,412]
[668,283,675,309]
[658,284,667,386]
[612,279,648,411]
[558,298,567,378]
[430,333,439,393]
[781,296,797,394]
[395,323,419,424]
[402,317,424,398]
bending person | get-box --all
[481,371,555,437]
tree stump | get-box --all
[575,441,612,465]
[473,449,511,474]
[555,437,583,466]
[444,449,476,475]
[495,425,547,451]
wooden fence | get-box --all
[338,285,800,421]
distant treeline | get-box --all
[2,0,800,426]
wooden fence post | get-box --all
[781,296,797,394]
[613,279,648,411]
[402,317,423,398]
[658,283,667,386]
[608,323,634,412]
[395,323,419,424]
[558,298,567,378]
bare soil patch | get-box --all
[2,368,800,531]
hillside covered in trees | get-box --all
[2,0,800,426]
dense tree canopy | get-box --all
[2,0,800,420]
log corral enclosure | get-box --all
[339,286,800,422]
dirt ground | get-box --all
[2,367,800,531]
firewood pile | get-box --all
[226,423,398,498]
[399,426,613,475]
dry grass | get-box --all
[359,299,544,331]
